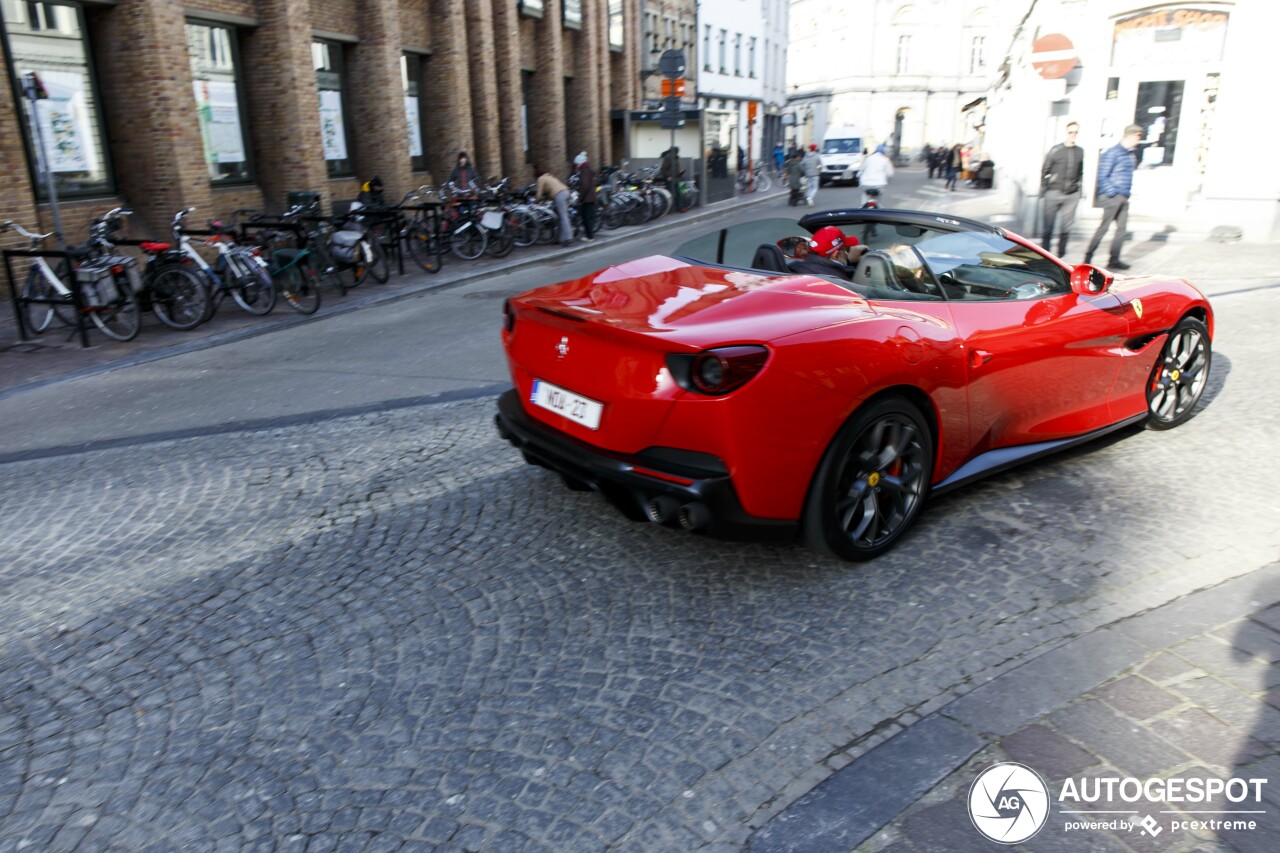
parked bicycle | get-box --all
[170,208,276,320]
[4,215,141,342]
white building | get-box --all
[984,0,1280,239]
[786,0,1025,158]
[696,0,774,169]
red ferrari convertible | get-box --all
[495,209,1213,560]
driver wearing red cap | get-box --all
[788,225,867,280]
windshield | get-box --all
[822,138,861,155]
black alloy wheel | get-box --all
[804,397,933,561]
[1146,315,1211,430]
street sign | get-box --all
[1030,33,1078,80]
[660,77,686,98]
[747,102,758,123]
[659,49,686,78]
[661,96,684,129]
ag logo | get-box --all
[968,762,1050,844]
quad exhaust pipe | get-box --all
[643,497,710,531]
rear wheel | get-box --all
[231,258,276,315]
[1146,316,1211,430]
[508,209,537,248]
[406,224,441,273]
[88,278,141,342]
[803,397,933,561]
[150,265,210,330]
[279,259,321,315]
[363,236,389,283]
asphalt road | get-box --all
[1,173,1278,851]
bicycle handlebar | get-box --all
[1,221,54,241]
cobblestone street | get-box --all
[1,272,1276,850]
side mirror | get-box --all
[1070,264,1112,296]
[777,236,810,258]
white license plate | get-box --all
[530,380,603,430]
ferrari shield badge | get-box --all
[1131,298,1144,319]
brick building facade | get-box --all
[0,0,641,239]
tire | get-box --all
[362,236,389,284]
[534,210,558,244]
[21,269,59,334]
[648,186,673,218]
[601,202,625,230]
[1146,316,1211,430]
[754,171,772,192]
[485,215,516,257]
[405,224,441,273]
[88,277,141,342]
[508,209,537,248]
[279,258,321,315]
[450,223,487,260]
[803,397,933,561]
[231,257,276,315]
[150,265,210,330]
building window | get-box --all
[608,0,623,52]
[1134,80,1184,167]
[718,29,726,73]
[733,34,742,76]
[703,24,711,70]
[519,0,544,19]
[312,41,352,178]
[562,0,582,30]
[896,34,911,74]
[749,37,757,78]
[187,20,252,184]
[1,1,113,197]
[402,54,427,173]
[969,36,985,74]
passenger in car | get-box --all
[789,225,868,281]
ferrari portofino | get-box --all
[495,209,1213,560]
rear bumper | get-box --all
[494,389,795,540]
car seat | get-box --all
[851,250,900,290]
[751,243,791,273]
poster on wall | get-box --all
[32,70,90,173]
[193,80,246,164]
[405,95,423,157]
[319,89,348,161]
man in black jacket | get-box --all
[1040,122,1084,257]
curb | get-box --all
[748,561,1280,852]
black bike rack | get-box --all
[4,247,93,348]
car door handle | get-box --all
[969,349,993,368]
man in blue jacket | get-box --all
[1084,124,1143,270]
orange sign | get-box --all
[748,101,758,122]
[660,78,686,97]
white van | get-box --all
[818,127,865,186]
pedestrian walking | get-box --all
[773,142,785,174]
[574,151,597,241]
[1040,121,1085,257]
[1084,124,1143,270]
[944,143,961,191]
[786,152,805,206]
[801,143,822,207]
[535,166,574,245]
[858,145,894,206]
[925,145,937,179]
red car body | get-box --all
[495,209,1213,559]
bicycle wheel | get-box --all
[353,237,388,285]
[405,223,441,273]
[230,256,276,315]
[508,209,537,248]
[151,265,210,330]
[309,241,352,294]
[450,223,487,260]
[279,257,321,315]
[601,202,625,230]
[88,276,141,342]
[20,269,59,334]
[486,223,515,258]
[754,171,772,193]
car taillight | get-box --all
[685,345,769,395]
[502,298,516,333]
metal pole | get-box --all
[23,73,66,251]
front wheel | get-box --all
[21,270,60,334]
[405,224,441,273]
[232,262,276,315]
[450,223,487,260]
[279,259,322,315]
[1146,316,1211,430]
[362,237,389,284]
[803,398,933,561]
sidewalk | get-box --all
[750,564,1280,853]
[0,190,779,402]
